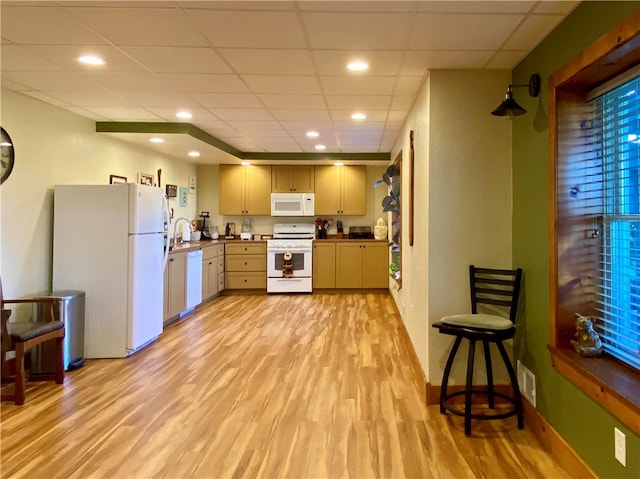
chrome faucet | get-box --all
[173,217,193,246]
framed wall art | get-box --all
[138,172,154,186]
[109,174,127,184]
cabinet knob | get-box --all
[244,262,248,265]
[169,258,174,262]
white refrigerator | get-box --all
[53,184,168,358]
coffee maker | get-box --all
[199,211,213,240]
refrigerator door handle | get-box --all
[162,195,171,271]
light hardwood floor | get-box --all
[2,293,573,478]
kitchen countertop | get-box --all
[168,236,387,254]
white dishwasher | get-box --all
[186,249,203,309]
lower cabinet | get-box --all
[313,242,336,288]
[335,242,389,289]
[164,250,187,321]
[202,244,225,301]
[225,242,267,289]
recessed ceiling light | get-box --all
[306,131,319,138]
[351,112,367,120]
[77,55,105,66]
[334,162,344,167]
[347,61,369,71]
[241,161,251,166]
[188,151,200,158]
[149,137,164,143]
[176,111,192,119]
[315,144,326,151]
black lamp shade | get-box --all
[491,91,527,117]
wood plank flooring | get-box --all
[2,293,573,478]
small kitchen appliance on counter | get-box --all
[199,211,213,240]
[348,226,373,239]
[240,218,253,240]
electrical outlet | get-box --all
[516,360,536,407]
[614,428,626,466]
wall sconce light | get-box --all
[491,74,541,117]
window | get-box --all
[592,77,640,371]
[549,9,640,436]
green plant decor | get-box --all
[374,164,401,279]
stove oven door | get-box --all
[267,248,312,278]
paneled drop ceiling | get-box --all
[1,1,579,164]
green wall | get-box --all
[512,2,640,478]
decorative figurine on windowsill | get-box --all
[282,251,294,278]
[570,313,604,357]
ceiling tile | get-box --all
[214,110,275,121]
[121,47,233,74]
[325,95,391,110]
[303,12,413,49]
[156,73,248,93]
[2,71,102,90]
[312,50,403,76]
[417,1,535,14]
[1,6,108,45]
[485,51,528,70]
[321,76,396,96]
[409,13,524,50]
[1,45,64,71]
[189,92,262,109]
[502,14,566,51]
[270,109,331,121]
[22,45,148,72]
[242,75,322,94]
[259,94,326,110]
[66,6,209,47]
[80,106,161,121]
[184,10,307,48]
[219,49,315,75]
[38,90,136,107]
[145,107,219,122]
[117,91,202,108]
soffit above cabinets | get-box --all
[1,1,580,162]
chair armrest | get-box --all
[1,297,58,323]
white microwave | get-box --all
[271,193,315,217]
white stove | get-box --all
[267,223,315,293]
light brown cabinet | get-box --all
[314,165,366,215]
[201,243,225,301]
[164,250,187,321]
[335,242,388,289]
[219,164,271,215]
[225,242,267,289]
[312,242,336,288]
[271,165,315,192]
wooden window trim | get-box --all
[549,9,640,437]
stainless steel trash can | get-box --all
[31,290,85,373]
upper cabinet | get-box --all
[314,165,366,216]
[271,165,315,193]
[219,164,271,215]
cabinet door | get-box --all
[219,165,246,215]
[314,166,341,215]
[245,165,272,215]
[362,242,389,288]
[167,252,187,318]
[335,243,363,288]
[292,165,314,192]
[341,166,366,215]
[271,166,294,192]
[202,257,218,299]
[313,242,336,288]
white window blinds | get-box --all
[592,75,640,371]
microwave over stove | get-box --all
[271,193,314,217]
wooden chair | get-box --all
[432,265,523,436]
[1,277,65,405]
